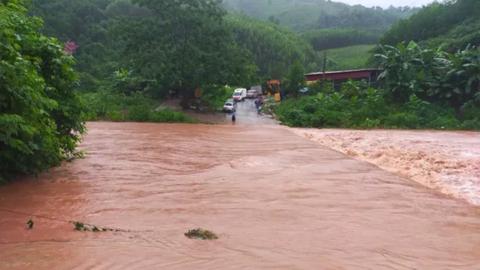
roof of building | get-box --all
[305,68,381,77]
[305,68,382,82]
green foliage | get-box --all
[30,0,121,91]
[322,44,376,70]
[200,85,235,111]
[223,0,416,32]
[30,0,415,97]
[31,0,257,98]
[276,83,385,128]
[1,0,86,182]
[81,91,195,123]
[381,0,480,50]
[303,29,379,51]
[284,61,305,97]
[114,0,255,99]
[277,34,480,131]
[375,42,480,110]
[31,0,264,111]
[275,81,479,130]
[111,68,155,95]
[226,14,317,79]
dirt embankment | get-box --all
[292,128,480,205]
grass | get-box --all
[322,44,376,70]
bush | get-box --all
[200,85,235,111]
[376,42,480,110]
[462,101,480,120]
[461,119,480,130]
[127,105,151,122]
[80,90,195,123]
[105,110,126,122]
[0,2,86,182]
[429,116,461,129]
[275,81,478,130]
[150,110,193,123]
[383,112,420,129]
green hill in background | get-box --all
[381,0,480,49]
[223,0,416,33]
[322,44,375,71]
[223,0,418,65]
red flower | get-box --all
[64,40,79,55]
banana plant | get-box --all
[376,42,480,111]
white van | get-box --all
[232,88,247,102]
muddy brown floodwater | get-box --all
[292,128,480,206]
[1,121,480,269]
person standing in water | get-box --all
[231,112,236,123]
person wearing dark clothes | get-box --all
[231,112,236,123]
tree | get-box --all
[117,0,255,99]
[30,0,126,91]
[0,0,85,182]
[285,61,306,97]
[375,41,480,111]
[226,14,317,80]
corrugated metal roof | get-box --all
[305,68,381,76]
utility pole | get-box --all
[322,51,327,87]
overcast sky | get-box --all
[335,0,437,8]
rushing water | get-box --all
[1,116,480,269]
[292,128,480,206]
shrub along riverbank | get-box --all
[81,91,196,123]
[80,84,240,123]
[276,43,480,130]
[276,83,479,130]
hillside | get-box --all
[381,0,480,49]
[223,0,416,32]
[226,14,318,78]
[323,44,375,70]
[30,0,320,89]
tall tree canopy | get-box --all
[226,15,318,80]
[0,0,85,182]
[116,0,256,98]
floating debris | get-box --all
[184,228,218,240]
[66,151,86,162]
[26,219,34,230]
[71,221,119,232]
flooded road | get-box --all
[1,104,480,269]
[185,99,278,125]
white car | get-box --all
[233,88,247,102]
[223,99,237,112]
[247,89,259,98]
